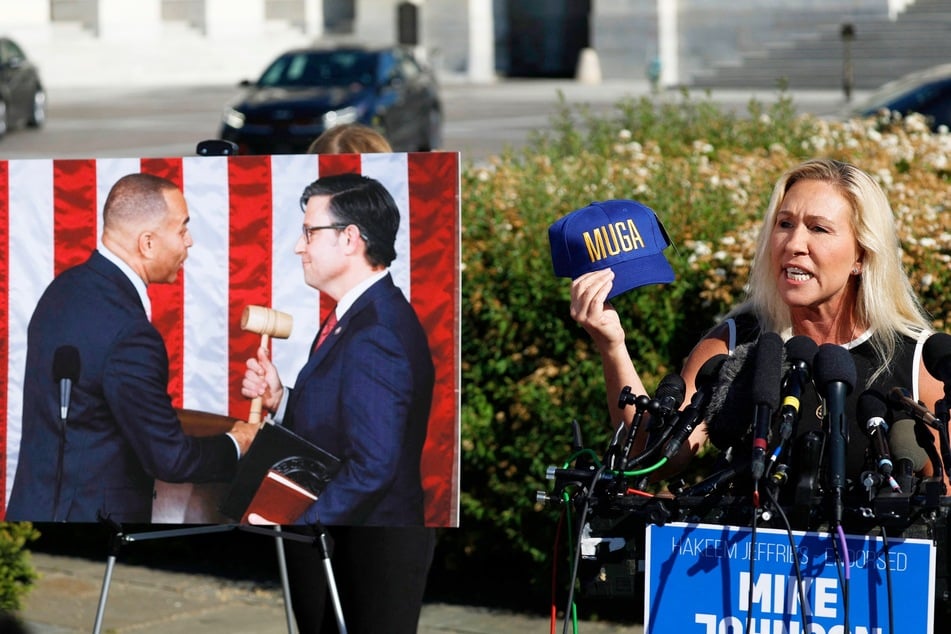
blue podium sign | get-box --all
[645,522,935,634]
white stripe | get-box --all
[5,160,55,501]
[270,154,321,385]
[181,157,231,411]
[96,159,142,244]
[361,153,411,300]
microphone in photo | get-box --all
[813,343,857,525]
[923,332,951,399]
[922,331,951,480]
[776,335,819,443]
[618,374,685,470]
[749,332,784,483]
[889,418,929,494]
[888,386,939,428]
[53,345,81,422]
[857,389,899,492]
[661,354,729,461]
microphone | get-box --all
[53,346,81,421]
[923,332,951,389]
[777,335,819,436]
[889,418,929,494]
[813,343,857,525]
[749,333,784,482]
[661,354,729,461]
[887,386,939,428]
[857,389,899,491]
[647,373,687,425]
[619,374,685,470]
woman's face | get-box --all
[769,179,863,315]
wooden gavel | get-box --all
[241,305,293,425]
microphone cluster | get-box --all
[541,330,951,530]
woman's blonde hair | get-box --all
[307,123,393,154]
[732,158,930,377]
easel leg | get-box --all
[315,529,347,634]
[273,526,296,634]
[93,517,125,634]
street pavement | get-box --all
[15,551,643,634]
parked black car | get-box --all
[852,63,951,132]
[219,45,442,154]
[0,36,46,139]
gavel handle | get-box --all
[248,333,270,425]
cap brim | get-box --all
[605,252,676,299]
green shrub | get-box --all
[0,522,39,611]
[439,90,951,611]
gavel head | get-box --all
[241,305,293,339]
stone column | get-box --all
[97,0,161,41]
[467,0,495,82]
[657,0,679,87]
[202,0,266,40]
[303,0,325,39]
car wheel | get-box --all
[0,99,7,139]
[28,89,46,128]
[421,107,442,151]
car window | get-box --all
[258,51,378,88]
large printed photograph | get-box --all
[0,151,460,527]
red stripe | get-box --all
[318,153,361,177]
[228,156,274,419]
[142,159,186,407]
[407,152,460,527]
[52,160,99,275]
[0,161,8,516]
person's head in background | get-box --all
[307,123,393,154]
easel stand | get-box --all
[92,517,347,634]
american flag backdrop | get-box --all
[0,152,460,527]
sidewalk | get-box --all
[17,552,643,634]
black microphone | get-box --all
[887,386,939,428]
[923,331,951,481]
[778,335,819,435]
[923,332,951,390]
[647,373,687,425]
[53,346,81,421]
[857,389,899,491]
[813,343,857,525]
[749,333,784,482]
[618,374,685,470]
[889,418,929,494]
[661,354,729,461]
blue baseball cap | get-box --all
[548,199,675,299]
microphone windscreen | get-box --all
[705,342,777,451]
[923,331,951,382]
[53,345,81,382]
[751,332,783,408]
[696,354,729,391]
[785,334,818,366]
[856,389,888,435]
[889,418,928,471]
[813,343,857,394]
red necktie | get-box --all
[313,311,338,352]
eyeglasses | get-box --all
[302,224,347,244]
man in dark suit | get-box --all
[242,173,435,633]
[6,173,257,523]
